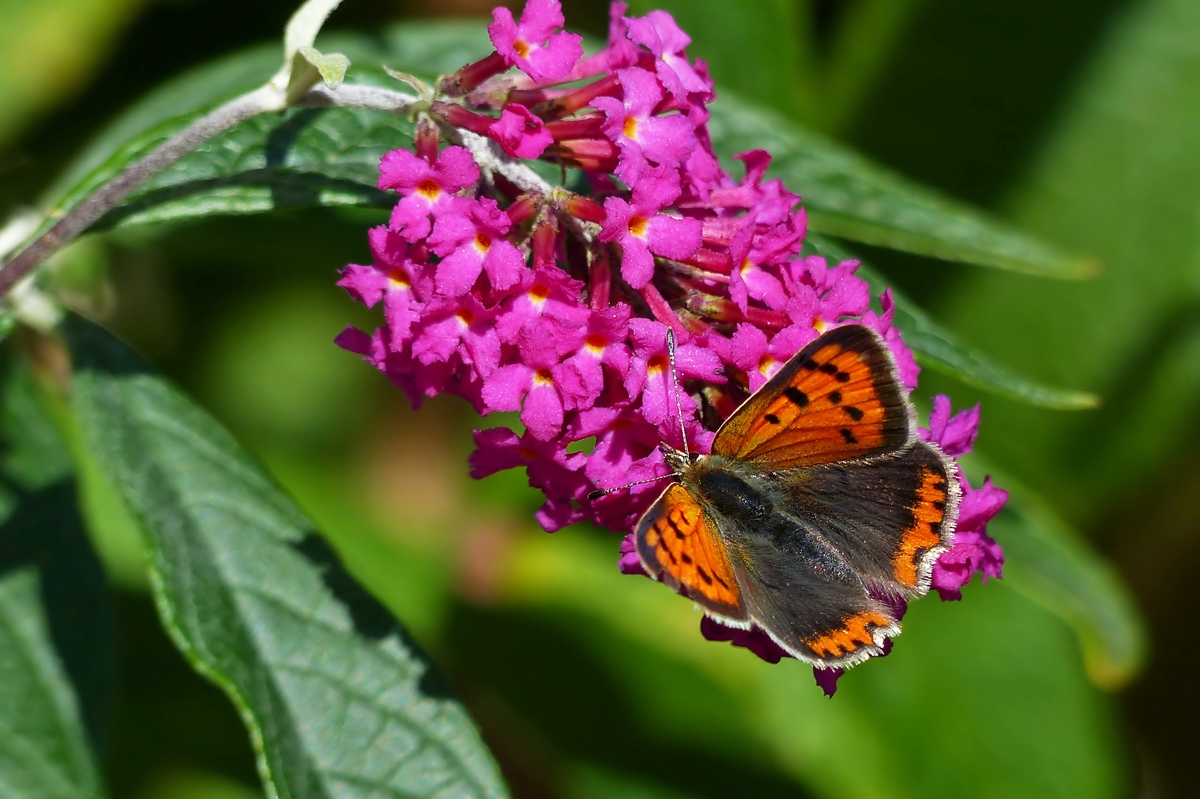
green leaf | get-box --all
[25,22,490,244]
[963,456,1147,689]
[89,96,409,231]
[65,315,510,799]
[0,362,115,799]
[0,484,112,799]
[0,310,15,347]
[804,234,1099,409]
[706,95,1094,278]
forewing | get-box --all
[713,324,912,468]
[636,484,746,621]
[780,441,961,597]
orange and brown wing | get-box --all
[636,484,746,621]
[713,324,912,469]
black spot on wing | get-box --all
[843,406,864,421]
[765,413,781,425]
[784,387,809,407]
[828,391,842,404]
[839,428,858,444]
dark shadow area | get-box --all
[446,603,814,799]
[1066,301,1200,479]
[104,590,262,797]
[1103,450,1200,798]
[847,0,1133,209]
[0,478,117,762]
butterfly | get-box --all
[635,323,960,668]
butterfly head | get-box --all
[660,442,699,474]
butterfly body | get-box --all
[636,324,960,669]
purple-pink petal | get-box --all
[490,104,555,159]
[618,533,649,576]
[482,363,533,413]
[813,667,844,698]
[488,0,582,82]
[923,395,981,458]
[522,379,565,440]
[699,617,790,664]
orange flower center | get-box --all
[585,333,607,354]
[456,308,475,326]
[416,178,441,199]
[534,368,554,385]
[623,116,639,139]
[514,39,531,59]
[474,232,492,252]
[628,215,648,238]
[387,268,410,289]
[648,354,668,374]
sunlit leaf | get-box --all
[707,96,1093,278]
[25,23,490,246]
[66,315,510,799]
[967,456,1148,689]
[804,234,1098,409]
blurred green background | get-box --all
[3,0,1198,796]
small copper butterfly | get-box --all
[636,323,960,668]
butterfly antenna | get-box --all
[587,473,675,502]
[666,328,691,459]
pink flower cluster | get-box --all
[336,0,1007,681]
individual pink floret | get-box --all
[624,318,723,429]
[593,67,696,184]
[488,0,584,83]
[624,10,711,100]
[411,296,501,380]
[599,167,702,288]
[482,323,585,441]
[379,146,480,242]
[860,290,920,389]
[336,226,434,350]
[556,304,634,411]
[931,477,1008,600]
[428,198,525,296]
[489,104,555,159]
